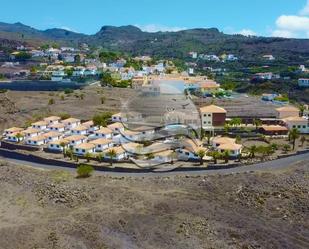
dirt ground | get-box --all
[0,86,137,132]
[0,159,308,249]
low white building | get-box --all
[82,120,99,133]
[48,139,69,152]
[61,118,81,130]
[65,135,87,147]
[44,131,63,143]
[22,128,41,138]
[71,125,88,135]
[32,121,48,130]
[49,123,66,133]
[90,138,113,152]
[217,143,242,157]
[44,116,61,125]
[103,146,127,161]
[111,113,127,123]
[153,150,175,163]
[3,127,24,137]
[6,132,24,142]
[26,135,47,146]
[283,116,309,134]
[74,143,96,155]
[107,122,125,135]
[94,127,113,139]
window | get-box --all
[204,114,206,117]
[298,125,301,128]
[203,121,206,124]
[34,141,37,144]
[56,145,59,148]
[49,137,52,140]
[82,149,85,153]
[72,141,75,144]
[185,152,189,156]
[98,145,101,148]
[293,125,296,128]
[208,121,211,124]
[208,114,211,117]
[303,126,306,128]
[50,144,54,147]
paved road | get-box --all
[0,152,308,177]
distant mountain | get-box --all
[1,22,309,61]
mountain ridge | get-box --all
[1,21,309,60]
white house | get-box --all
[44,131,63,143]
[26,135,47,146]
[103,146,127,161]
[3,127,24,137]
[90,138,113,152]
[49,123,66,133]
[65,135,87,147]
[31,121,48,130]
[44,116,61,125]
[111,113,127,123]
[94,127,113,139]
[82,120,99,133]
[283,116,309,134]
[61,118,81,130]
[212,137,236,148]
[74,143,96,155]
[298,78,309,88]
[217,143,243,157]
[6,132,24,143]
[107,122,125,135]
[71,125,88,135]
[48,139,69,152]
[22,128,41,138]
[118,130,142,143]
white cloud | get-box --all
[271,15,309,38]
[136,24,187,32]
[276,15,309,31]
[300,0,309,15]
[271,29,295,38]
[237,29,257,36]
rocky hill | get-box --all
[1,22,309,60]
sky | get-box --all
[1,0,309,38]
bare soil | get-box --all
[0,159,308,249]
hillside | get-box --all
[1,22,309,60]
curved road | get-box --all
[0,152,308,177]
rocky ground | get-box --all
[0,159,308,249]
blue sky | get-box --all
[1,0,309,38]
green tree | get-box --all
[253,119,262,131]
[92,112,112,127]
[300,136,306,147]
[96,153,104,162]
[106,149,117,166]
[289,128,300,150]
[207,151,221,164]
[196,149,206,165]
[283,144,291,153]
[77,164,94,178]
[223,150,230,163]
[235,135,241,144]
[60,142,67,158]
[84,152,92,163]
[48,98,55,105]
[248,145,258,158]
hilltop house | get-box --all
[107,122,125,135]
[26,135,47,146]
[49,123,66,133]
[44,131,63,143]
[6,132,24,142]
[71,125,88,136]
[3,127,24,136]
[104,146,127,160]
[22,128,41,138]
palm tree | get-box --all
[106,149,116,166]
[207,151,220,164]
[96,153,104,162]
[299,104,305,117]
[60,142,67,158]
[253,119,262,131]
[223,150,230,163]
[283,144,291,153]
[248,145,258,158]
[300,136,306,147]
[196,149,206,165]
[289,128,300,150]
[84,152,92,163]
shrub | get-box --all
[48,98,55,105]
[64,88,74,94]
[77,164,94,178]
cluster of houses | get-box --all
[189,52,239,62]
